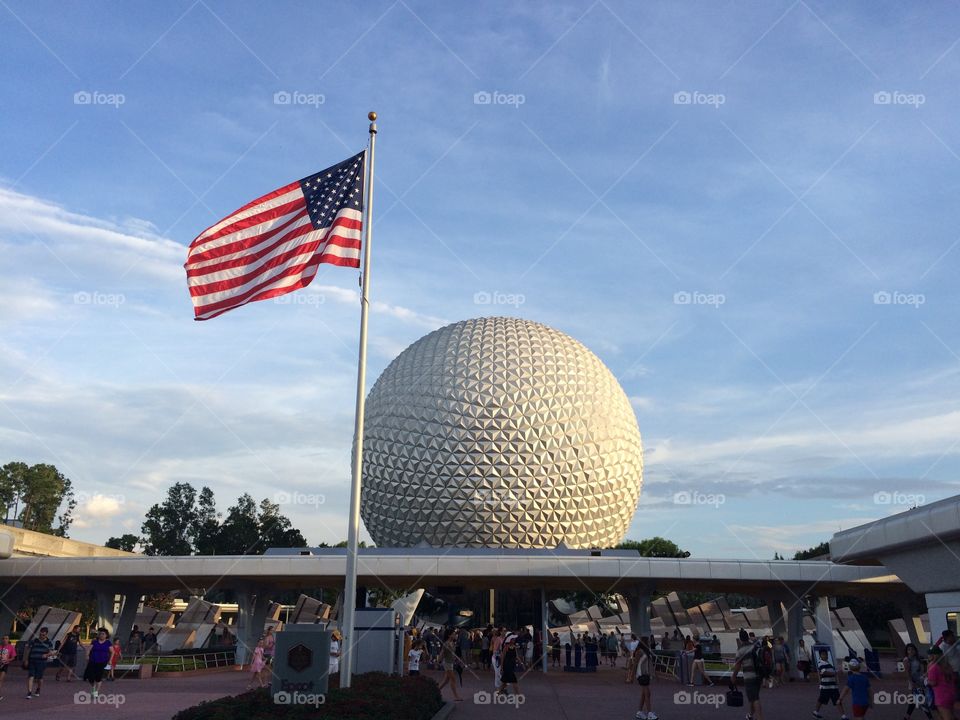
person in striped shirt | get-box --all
[813,648,849,719]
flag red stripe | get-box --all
[189,196,307,254]
[188,224,361,296]
[191,181,301,245]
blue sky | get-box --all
[2,1,959,558]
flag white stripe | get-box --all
[193,187,303,244]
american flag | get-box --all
[185,151,365,320]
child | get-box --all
[813,648,848,719]
[838,658,870,718]
[246,639,266,689]
[408,639,423,676]
[108,638,122,681]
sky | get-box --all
[1,1,959,559]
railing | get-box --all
[131,650,236,672]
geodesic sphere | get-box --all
[358,317,643,548]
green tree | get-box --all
[617,536,691,558]
[257,498,308,548]
[141,482,198,555]
[793,541,830,560]
[105,534,140,552]
[0,461,76,536]
[193,487,221,555]
[215,493,260,554]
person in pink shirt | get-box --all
[246,639,266,689]
[927,646,957,720]
[0,634,16,698]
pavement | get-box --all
[0,661,928,719]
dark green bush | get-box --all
[172,672,443,720]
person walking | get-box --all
[56,625,81,681]
[772,636,788,687]
[329,629,342,677]
[606,631,619,667]
[731,628,765,720]
[812,647,848,719]
[551,632,561,668]
[263,626,276,668]
[25,626,55,698]
[0,633,15,698]
[935,631,960,719]
[458,628,472,672]
[497,634,520,698]
[437,628,463,702]
[690,638,715,687]
[481,628,491,670]
[797,638,812,682]
[624,633,639,683]
[82,628,111,699]
[927,646,957,720]
[408,639,424,676]
[491,628,504,690]
[634,640,658,720]
[108,638,122,680]
[246,638,266,689]
[838,659,871,719]
[903,643,933,719]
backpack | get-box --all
[752,641,774,679]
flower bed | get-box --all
[172,672,443,720]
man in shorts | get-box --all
[26,626,55,698]
[812,648,848,719]
[731,628,765,720]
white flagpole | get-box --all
[340,111,377,689]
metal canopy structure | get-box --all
[0,547,902,597]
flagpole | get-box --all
[341,111,377,689]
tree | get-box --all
[193,487,221,555]
[105,534,140,552]
[141,482,198,555]
[0,461,76,536]
[617,536,691,558]
[216,493,261,554]
[794,541,830,560]
[258,498,308,549]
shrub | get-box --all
[172,672,443,720]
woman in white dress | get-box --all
[329,629,342,676]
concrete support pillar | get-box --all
[624,584,654,639]
[541,588,549,673]
[96,590,118,635]
[786,599,804,679]
[899,598,925,649]
[234,585,271,666]
[814,596,835,653]
[114,589,141,648]
[0,586,26,636]
[764,595,786,638]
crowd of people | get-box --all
[18,624,145,700]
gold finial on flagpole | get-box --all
[368,111,377,121]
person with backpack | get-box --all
[812,647,848,719]
[731,628,766,720]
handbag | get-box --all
[726,688,744,707]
